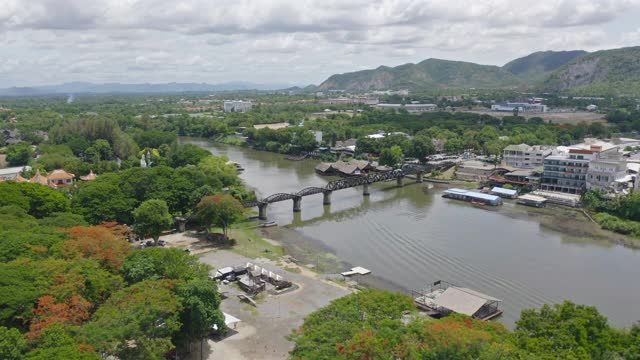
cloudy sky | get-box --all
[1,0,640,87]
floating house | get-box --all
[413,281,503,321]
[516,194,547,208]
[489,187,518,199]
[442,188,503,206]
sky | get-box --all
[1,0,640,87]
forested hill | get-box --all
[503,50,588,82]
[319,46,640,95]
[318,58,521,91]
[542,46,640,96]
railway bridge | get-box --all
[243,163,441,219]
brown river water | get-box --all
[186,139,640,328]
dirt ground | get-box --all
[180,250,352,360]
[0,154,7,168]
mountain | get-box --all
[319,58,521,91]
[0,81,302,96]
[543,46,640,95]
[503,50,587,82]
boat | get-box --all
[260,221,277,228]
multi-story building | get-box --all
[503,144,552,168]
[540,149,596,194]
[223,100,252,113]
[586,148,628,192]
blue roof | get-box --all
[491,187,518,196]
[443,188,501,201]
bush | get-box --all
[593,213,640,236]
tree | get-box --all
[122,247,209,284]
[133,199,173,245]
[6,143,33,166]
[514,301,617,359]
[16,182,70,218]
[0,326,27,360]
[63,226,132,271]
[409,136,435,162]
[27,295,92,340]
[72,175,135,224]
[26,323,102,360]
[79,280,182,360]
[174,279,225,350]
[379,145,404,167]
[195,194,245,240]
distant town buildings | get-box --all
[317,97,379,105]
[223,100,252,113]
[491,102,547,113]
[503,144,552,168]
[376,103,437,113]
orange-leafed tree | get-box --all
[27,295,92,340]
[62,226,132,271]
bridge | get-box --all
[243,163,450,219]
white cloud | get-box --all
[0,0,638,86]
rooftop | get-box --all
[433,286,501,317]
[443,188,501,202]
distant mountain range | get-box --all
[319,46,640,96]
[0,81,300,96]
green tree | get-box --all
[379,145,404,167]
[175,279,225,350]
[195,194,244,240]
[26,324,102,360]
[409,135,435,162]
[0,326,27,360]
[80,280,182,360]
[14,182,70,219]
[6,143,33,166]
[133,199,173,245]
[514,301,618,359]
[72,175,135,224]
[122,247,209,284]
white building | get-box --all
[503,144,552,168]
[0,166,31,180]
[586,148,628,192]
[223,100,252,113]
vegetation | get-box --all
[132,199,173,244]
[583,190,640,237]
[291,289,640,360]
[196,194,245,239]
[503,50,588,83]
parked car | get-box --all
[157,240,167,246]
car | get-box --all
[157,240,167,246]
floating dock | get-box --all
[341,266,371,277]
[412,280,503,321]
[442,188,503,206]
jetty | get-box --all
[412,280,503,321]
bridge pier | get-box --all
[293,196,302,212]
[416,172,424,183]
[258,203,268,220]
[362,183,370,196]
[397,177,404,187]
[323,191,332,205]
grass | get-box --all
[223,221,285,260]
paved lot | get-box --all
[192,250,351,360]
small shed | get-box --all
[490,187,518,199]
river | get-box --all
[187,139,640,328]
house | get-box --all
[46,169,75,188]
[502,144,551,168]
[30,170,49,186]
[80,170,97,181]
